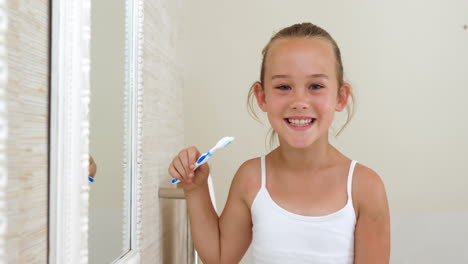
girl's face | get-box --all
[254,37,349,149]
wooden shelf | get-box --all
[159,187,185,199]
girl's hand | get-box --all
[168,146,210,193]
[89,155,97,179]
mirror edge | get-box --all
[114,0,144,262]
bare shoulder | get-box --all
[352,163,389,218]
[230,157,262,208]
[353,163,386,193]
[352,163,391,262]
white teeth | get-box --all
[287,119,313,126]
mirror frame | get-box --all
[49,0,144,263]
[0,1,7,262]
[49,0,91,262]
[113,0,144,262]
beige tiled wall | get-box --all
[140,0,188,263]
[6,0,49,262]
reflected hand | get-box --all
[89,155,97,182]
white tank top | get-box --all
[249,155,357,264]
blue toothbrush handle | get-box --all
[172,178,180,184]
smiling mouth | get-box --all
[284,118,316,127]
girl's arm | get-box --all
[353,167,391,263]
[181,159,253,264]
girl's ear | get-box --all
[335,82,351,112]
[253,82,267,112]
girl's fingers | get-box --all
[184,150,192,175]
[187,147,199,171]
[173,157,189,182]
[178,151,191,177]
[170,147,201,183]
[168,165,182,182]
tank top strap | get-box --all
[347,160,358,200]
[260,155,267,188]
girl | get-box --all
[168,22,390,264]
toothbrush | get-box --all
[172,136,235,184]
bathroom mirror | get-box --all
[50,0,143,262]
[87,0,131,262]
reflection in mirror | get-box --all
[88,0,131,262]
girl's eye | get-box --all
[310,84,324,90]
[276,85,291,91]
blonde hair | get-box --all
[247,22,355,149]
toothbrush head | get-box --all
[210,136,235,153]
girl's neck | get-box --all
[272,136,338,172]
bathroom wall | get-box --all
[180,0,468,263]
[5,0,49,262]
[141,0,189,263]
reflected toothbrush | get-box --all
[172,136,235,184]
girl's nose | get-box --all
[290,91,309,110]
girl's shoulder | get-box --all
[351,162,388,218]
[352,162,385,193]
[231,157,263,209]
